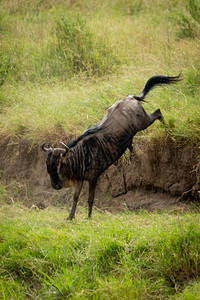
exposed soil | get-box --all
[0,136,199,213]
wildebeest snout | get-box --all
[51,179,63,190]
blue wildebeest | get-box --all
[42,75,181,219]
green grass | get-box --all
[1,204,200,299]
[0,73,199,143]
[0,0,200,144]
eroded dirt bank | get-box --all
[0,137,199,211]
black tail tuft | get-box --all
[137,73,182,101]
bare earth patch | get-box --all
[0,137,199,213]
[105,189,189,212]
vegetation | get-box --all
[0,1,200,298]
[0,0,199,143]
[0,204,200,299]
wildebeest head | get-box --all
[41,142,69,190]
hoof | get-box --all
[159,115,165,124]
[67,215,74,221]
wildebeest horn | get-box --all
[41,142,53,153]
[59,141,70,152]
[41,142,67,156]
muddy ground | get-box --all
[0,136,200,213]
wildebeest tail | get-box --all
[136,74,182,101]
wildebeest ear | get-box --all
[53,148,67,156]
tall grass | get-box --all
[0,73,199,144]
[0,204,200,299]
[55,12,119,77]
[0,0,199,142]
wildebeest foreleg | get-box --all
[67,180,83,220]
[88,179,97,218]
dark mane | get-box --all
[67,125,101,148]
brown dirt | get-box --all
[98,189,188,212]
[0,136,199,212]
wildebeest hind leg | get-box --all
[88,179,97,218]
[149,108,164,125]
[67,180,83,220]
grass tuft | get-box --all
[55,12,119,78]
